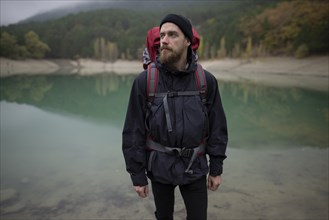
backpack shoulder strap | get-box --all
[147,62,207,103]
[194,63,207,104]
[147,62,159,100]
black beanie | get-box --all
[160,14,193,43]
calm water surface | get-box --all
[0,73,328,219]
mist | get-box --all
[0,0,84,26]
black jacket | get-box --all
[122,55,228,186]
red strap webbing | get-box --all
[194,63,207,103]
[147,63,159,99]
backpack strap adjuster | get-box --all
[167,91,178,97]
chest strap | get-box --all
[160,91,201,133]
[147,138,205,174]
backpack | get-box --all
[143,26,207,107]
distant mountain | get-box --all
[19,0,213,24]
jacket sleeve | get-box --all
[122,71,148,186]
[205,71,228,176]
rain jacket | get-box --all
[122,52,228,186]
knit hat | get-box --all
[160,14,193,43]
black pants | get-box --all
[151,176,208,220]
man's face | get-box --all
[159,22,190,65]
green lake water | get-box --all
[0,73,328,219]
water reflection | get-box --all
[0,74,135,127]
[218,81,329,148]
[1,74,327,147]
[0,73,328,219]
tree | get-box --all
[0,32,19,58]
[107,42,119,63]
[100,37,106,61]
[243,37,253,60]
[217,36,227,58]
[93,38,119,62]
[210,44,217,59]
[94,38,100,59]
[232,42,241,58]
[25,31,50,59]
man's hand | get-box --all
[134,185,149,198]
[208,175,222,191]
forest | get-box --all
[0,0,328,61]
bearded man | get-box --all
[122,14,228,220]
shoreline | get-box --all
[0,58,142,77]
[1,56,328,91]
[201,56,329,91]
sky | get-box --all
[0,0,84,26]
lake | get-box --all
[0,73,328,220]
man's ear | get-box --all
[185,38,191,47]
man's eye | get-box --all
[169,32,178,37]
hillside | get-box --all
[1,1,328,60]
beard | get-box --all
[159,45,183,65]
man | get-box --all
[122,14,228,220]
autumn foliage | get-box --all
[240,1,329,57]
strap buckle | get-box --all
[180,148,194,158]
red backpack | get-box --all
[143,26,207,104]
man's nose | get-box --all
[161,35,169,44]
